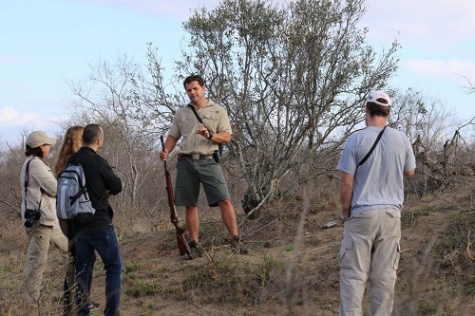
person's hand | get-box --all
[106,190,112,198]
[197,124,210,139]
[159,149,168,161]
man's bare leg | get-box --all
[218,199,238,237]
[185,206,200,242]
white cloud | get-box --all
[362,0,475,49]
[77,0,221,18]
[0,107,19,122]
[0,55,26,64]
[0,107,39,125]
[0,107,64,146]
[76,0,475,49]
[0,80,25,90]
[403,59,475,83]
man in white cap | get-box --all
[337,91,416,315]
[20,130,68,314]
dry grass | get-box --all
[2,184,475,315]
[0,224,67,315]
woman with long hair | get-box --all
[55,126,85,240]
[54,125,84,178]
[20,131,68,314]
[54,125,100,314]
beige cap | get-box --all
[26,131,56,148]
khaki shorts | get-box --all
[175,157,230,207]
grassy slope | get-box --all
[2,191,475,316]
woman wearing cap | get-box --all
[20,130,68,314]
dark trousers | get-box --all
[63,239,97,316]
[75,228,122,316]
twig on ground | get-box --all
[466,231,475,261]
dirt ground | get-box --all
[2,192,475,315]
[92,193,475,315]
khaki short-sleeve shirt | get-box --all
[169,99,232,155]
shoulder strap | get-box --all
[188,104,223,155]
[188,104,207,127]
[357,126,387,168]
[24,158,34,192]
[24,157,43,210]
[69,166,89,205]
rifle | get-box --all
[161,136,191,256]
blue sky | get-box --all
[1,0,474,145]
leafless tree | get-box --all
[390,88,459,151]
[67,54,168,219]
[462,76,475,95]
[0,137,27,221]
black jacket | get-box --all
[68,146,122,233]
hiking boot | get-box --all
[231,236,248,255]
[88,301,100,311]
[184,240,203,261]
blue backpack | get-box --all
[56,163,95,223]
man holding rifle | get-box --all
[159,74,246,260]
[337,91,416,315]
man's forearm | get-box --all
[165,135,178,153]
[340,172,354,219]
[340,190,352,218]
[209,131,231,144]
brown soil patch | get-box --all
[2,193,475,315]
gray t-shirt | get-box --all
[337,126,416,214]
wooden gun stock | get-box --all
[161,136,191,256]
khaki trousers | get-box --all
[25,223,68,314]
[338,208,401,316]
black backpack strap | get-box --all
[24,157,43,211]
[68,169,88,206]
[188,104,209,130]
[357,126,387,168]
[70,188,88,206]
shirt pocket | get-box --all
[179,116,194,135]
[203,112,219,130]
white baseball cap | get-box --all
[367,91,392,107]
[26,131,56,148]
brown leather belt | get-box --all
[178,154,213,160]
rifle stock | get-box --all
[161,136,191,256]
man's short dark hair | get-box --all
[183,75,205,89]
[83,124,103,145]
[366,102,391,117]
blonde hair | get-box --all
[54,126,84,177]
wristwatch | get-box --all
[207,131,214,140]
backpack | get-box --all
[56,163,95,224]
